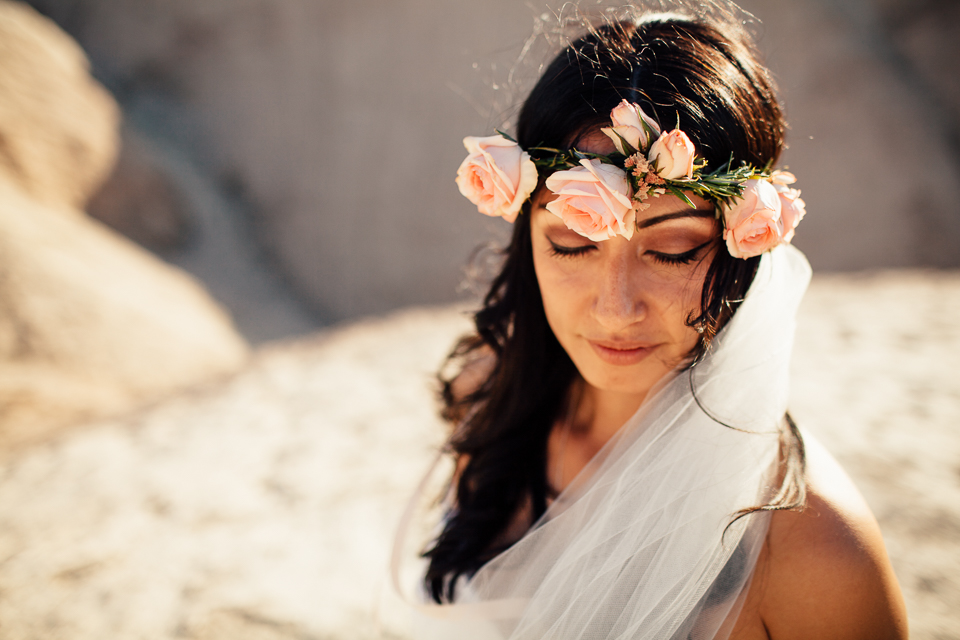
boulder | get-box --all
[0,1,118,210]
[87,123,320,343]
[24,0,960,323]
[86,125,192,252]
[0,1,250,447]
[0,180,249,448]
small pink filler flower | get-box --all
[722,178,784,258]
[544,158,635,241]
[455,135,538,223]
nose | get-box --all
[592,251,646,331]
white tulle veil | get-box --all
[392,245,811,639]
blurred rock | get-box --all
[0,180,249,448]
[23,0,960,324]
[87,125,192,252]
[0,1,250,447]
[23,0,542,321]
[84,114,319,343]
[0,1,118,210]
[98,120,321,343]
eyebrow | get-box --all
[638,209,715,229]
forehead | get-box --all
[532,190,715,228]
[534,128,715,227]
[636,194,715,226]
[574,129,618,155]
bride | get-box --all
[401,7,908,639]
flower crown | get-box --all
[455,99,806,259]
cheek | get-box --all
[659,261,712,347]
[644,250,711,326]
[531,243,599,348]
[533,250,578,335]
[670,277,704,318]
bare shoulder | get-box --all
[752,434,909,639]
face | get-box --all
[531,174,720,405]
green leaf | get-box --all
[610,129,635,155]
[637,111,659,152]
[666,184,696,208]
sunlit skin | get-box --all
[532,191,908,638]
[527,133,908,639]
[531,189,719,462]
[455,132,907,639]
[528,132,720,473]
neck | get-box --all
[572,380,647,447]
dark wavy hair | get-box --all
[423,14,806,603]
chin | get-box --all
[577,356,674,399]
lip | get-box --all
[587,339,658,366]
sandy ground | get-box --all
[790,270,960,639]
[0,270,957,639]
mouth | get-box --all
[587,340,658,366]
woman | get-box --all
[399,9,908,639]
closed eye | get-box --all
[647,240,713,266]
[548,239,596,258]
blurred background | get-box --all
[0,0,957,638]
[21,0,960,336]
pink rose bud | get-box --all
[769,170,797,186]
[544,158,635,241]
[601,100,661,155]
[722,179,784,258]
[648,130,696,180]
[456,135,539,223]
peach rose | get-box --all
[455,135,538,223]
[648,129,696,180]
[722,178,784,258]
[769,171,806,243]
[601,100,661,155]
[544,158,635,241]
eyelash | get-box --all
[648,240,712,266]
[548,241,595,259]
[548,239,713,264]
